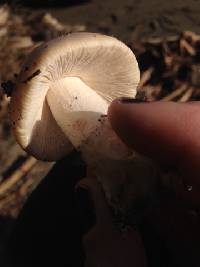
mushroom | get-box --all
[10,32,139,159]
[9,32,158,220]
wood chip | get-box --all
[142,35,179,45]
[10,36,33,49]
[178,87,194,102]
[183,31,200,44]
[0,5,9,26]
[43,13,65,32]
[142,85,161,101]
[138,67,154,87]
[0,160,53,217]
[0,156,37,197]
[161,84,188,101]
[180,39,196,56]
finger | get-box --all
[108,100,200,202]
[79,178,147,267]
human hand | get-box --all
[107,99,200,267]
[108,100,200,207]
[77,177,147,267]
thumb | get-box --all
[108,100,200,205]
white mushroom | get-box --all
[10,32,139,160]
[10,32,158,217]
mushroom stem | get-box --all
[47,76,108,147]
[80,116,159,214]
[80,115,133,160]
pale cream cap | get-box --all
[10,32,140,161]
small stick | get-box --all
[161,84,188,101]
[180,39,196,56]
[143,35,179,45]
[142,85,161,101]
[142,36,163,45]
[0,156,37,197]
[183,31,200,44]
[178,87,194,102]
[139,67,154,87]
[0,193,17,213]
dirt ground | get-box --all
[50,0,200,41]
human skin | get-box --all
[78,177,147,267]
[79,100,200,267]
[107,99,200,266]
[108,100,200,207]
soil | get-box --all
[49,0,200,42]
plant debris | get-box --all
[133,30,200,102]
[23,69,41,83]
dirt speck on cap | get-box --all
[23,69,41,83]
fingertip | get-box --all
[108,98,145,121]
[107,98,120,122]
[108,101,200,166]
[108,98,153,154]
[108,99,200,205]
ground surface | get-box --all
[50,0,200,41]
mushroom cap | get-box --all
[10,32,140,161]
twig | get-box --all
[161,84,188,101]
[183,31,200,44]
[139,67,154,87]
[0,156,37,197]
[180,39,196,56]
[0,193,17,213]
[178,87,194,102]
[142,85,161,101]
[142,35,179,45]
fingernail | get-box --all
[75,187,96,235]
[118,97,147,104]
